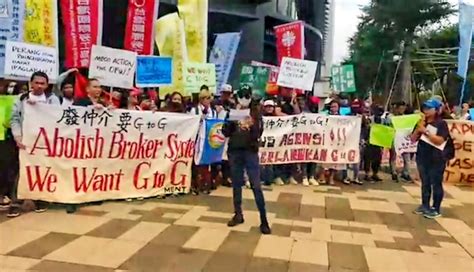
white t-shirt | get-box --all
[62,98,74,107]
[28,93,47,104]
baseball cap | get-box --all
[263,100,276,107]
[221,84,233,93]
[422,99,442,110]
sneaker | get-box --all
[34,202,48,213]
[227,214,244,227]
[343,178,351,185]
[413,205,428,215]
[274,178,285,186]
[352,178,363,185]
[372,175,382,182]
[424,209,442,219]
[125,198,133,202]
[66,205,77,214]
[308,178,319,186]
[302,178,310,186]
[7,206,21,218]
[245,181,251,188]
[191,189,199,196]
[137,197,145,201]
[0,196,10,210]
[392,174,399,182]
[401,174,413,183]
[260,223,272,235]
[289,177,298,185]
[318,178,327,185]
[363,175,371,182]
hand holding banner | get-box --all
[89,45,137,89]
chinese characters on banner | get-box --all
[60,0,103,68]
[18,104,200,203]
[89,45,137,89]
[331,64,356,93]
[274,21,304,65]
[0,0,26,77]
[260,114,362,165]
[178,0,208,63]
[124,0,159,55]
[277,57,318,91]
[444,120,474,186]
[23,0,57,47]
[209,32,241,95]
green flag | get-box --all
[0,95,17,128]
[369,124,395,148]
[0,107,5,141]
[239,65,269,97]
[391,114,421,130]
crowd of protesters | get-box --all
[0,70,473,231]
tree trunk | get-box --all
[398,42,413,104]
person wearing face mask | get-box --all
[60,81,75,106]
[236,85,252,109]
[163,91,185,113]
[411,99,452,219]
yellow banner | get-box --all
[177,0,208,63]
[155,13,188,99]
[24,0,56,46]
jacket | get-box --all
[10,92,61,138]
[222,116,263,153]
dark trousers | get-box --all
[364,144,382,174]
[260,165,274,185]
[417,161,446,213]
[229,150,268,224]
[0,139,18,199]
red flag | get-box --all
[60,0,103,68]
[74,72,88,99]
[274,21,304,65]
[124,0,159,55]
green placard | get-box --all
[391,114,422,130]
[331,64,356,93]
[183,62,217,94]
[239,65,270,97]
[0,95,17,128]
[0,107,5,141]
[369,124,395,148]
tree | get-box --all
[349,0,454,104]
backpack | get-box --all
[443,135,455,161]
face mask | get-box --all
[239,97,251,108]
[7,86,14,94]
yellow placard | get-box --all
[177,0,208,63]
[24,0,56,46]
[155,13,188,99]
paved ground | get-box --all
[0,177,473,272]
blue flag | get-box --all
[195,119,226,165]
[457,2,474,103]
[209,32,241,95]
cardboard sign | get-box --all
[394,128,417,155]
[260,114,362,165]
[4,41,58,82]
[89,45,137,89]
[18,104,200,203]
[183,62,216,94]
[277,57,318,91]
[444,120,474,186]
[136,56,173,87]
[369,124,395,148]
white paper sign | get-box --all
[420,124,447,151]
[4,41,58,82]
[18,104,200,203]
[277,57,318,91]
[228,109,250,121]
[89,45,137,89]
[394,128,417,155]
[260,114,362,165]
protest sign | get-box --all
[0,95,17,126]
[0,0,26,77]
[136,56,172,87]
[444,120,474,186]
[89,45,137,89]
[194,119,226,165]
[394,128,417,155]
[24,0,58,48]
[369,124,395,148]
[339,107,351,116]
[60,0,103,68]
[277,57,318,91]
[178,0,208,63]
[0,107,5,141]
[4,41,58,82]
[124,0,159,55]
[251,61,279,95]
[391,114,421,130]
[331,64,356,93]
[260,114,362,165]
[239,65,270,97]
[209,32,241,95]
[18,104,200,203]
[470,108,474,120]
[183,62,216,94]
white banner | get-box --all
[89,45,137,89]
[394,128,417,155]
[277,57,318,91]
[18,104,200,203]
[4,40,58,82]
[260,114,361,165]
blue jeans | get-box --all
[417,161,446,213]
[229,150,268,224]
